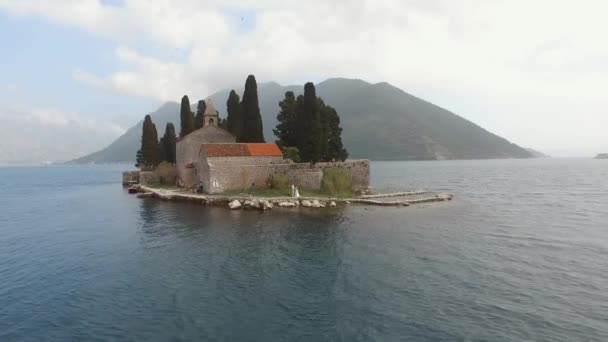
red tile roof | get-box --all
[201,143,283,157]
[247,143,283,156]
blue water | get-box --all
[1,159,607,341]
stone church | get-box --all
[176,99,235,187]
[175,98,370,193]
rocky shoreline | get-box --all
[132,185,453,210]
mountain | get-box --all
[525,148,550,158]
[71,78,532,163]
[70,102,180,164]
[594,153,608,159]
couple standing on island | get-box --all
[291,185,300,198]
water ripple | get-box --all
[1,160,608,341]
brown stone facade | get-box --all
[139,171,159,185]
[176,126,236,188]
[197,152,370,194]
[122,171,140,185]
[199,156,286,193]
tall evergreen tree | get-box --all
[273,91,298,148]
[139,114,160,169]
[273,83,348,163]
[151,122,160,166]
[226,90,241,138]
[318,98,330,161]
[158,122,177,163]
[135,149,144,168]
[179,95,194,137]
[194,100,206,129]
[296,82,322,163]
[219,118,228,130]
[323,104,348,161]
[239,75,265,142]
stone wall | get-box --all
[313,160,371,191]
[139,171,159,185]
[279,160,370,190]
[287,169,323,189]
[197,157,370,194]
[122,171,139,185]
[154,162,177,185]
[176,125,235,188]
[201,156,285,193]
[207,156,286,166]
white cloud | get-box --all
[0,106,125,163]
[1,83,18,91]
[1,0,607,155]
[2,106,125,135]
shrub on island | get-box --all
[321,168,352,197]
[266,174,290,190]
[154,161,177,185]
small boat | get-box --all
[128,185,140,194]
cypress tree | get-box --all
[179,95,194,137]
[296,82,322,163]
[318,98,330,161]
[135,149,144,168]
[140,114,160,169]
[194,100,206,129]
[219,118,228,130]
[273,91,298,148]
[158,141,166,164]
[226,90,241,138]
[240,75,265,142]
[159,122,177,163]
[151,122,160,166]
[324,104,348,161]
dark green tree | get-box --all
[194,100,206,129]
[323,104,348,161]
[151,122,160,165]
[179,95,194,137]
[135,149,144,168]
[281,146,301,163]
[158,122,177,163]
[239,75,265,142]
[296,82,322,163]
[226,90,241,138]
[139,114,160,169]
[318,98,330,160]
[273,91,298,148]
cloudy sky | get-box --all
[1,0,606,162]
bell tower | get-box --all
[203,98,219,127]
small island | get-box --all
[594,153,608,159]
[123,75,452,210]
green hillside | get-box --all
[71,78,532,163]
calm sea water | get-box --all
[1,159,607,341]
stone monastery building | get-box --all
[176,99,235,187]
[176,99,370,194]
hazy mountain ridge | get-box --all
[71,78,532,163]
[594,153,608,159]
[526,148,550,158]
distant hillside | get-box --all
[526,148,550,158]
[72,78,532,163]
[71,102,180,164]
[594,153,608,159]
